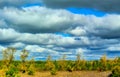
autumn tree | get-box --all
[20,49,29,73]
[99,54,107,71]
[27,58,35,75]
[45,55,55,71]
[2,47,16,68]
[58,55,67,71]
[74,54,81,70]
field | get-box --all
[20,71,111,77]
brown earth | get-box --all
[20,71,111,77]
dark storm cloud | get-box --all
[0,0,42,8]
[0,0,120,13]
[43,0,120,13]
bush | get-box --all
[109,66,120,77]
[67,65,74,72]
[51,68,57,75]
[27,69,34,75]
[5,67,19,77]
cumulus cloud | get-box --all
[105,44,120,51]
[43,0,120,13]
[0,3,120,60]
[0,28,19,42]
[66,27,87,36]
[0,28,119,60]
[9,42,26,49]
[1,6,78,33]
[25,45,59,54]
[0,28,91,48]
[1,6,120,39]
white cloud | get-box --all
[0,28,91,47]
[9,42,25,48]
[1,6,120,38]
[76,48,88,54]
[105,44,120,51]
[0,28,19,41]
[0,5,120,60]
[1,6,76,33]
[0,45,6,51]
[67,27,86,36]
[25,45,59,55]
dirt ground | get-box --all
[20,71,111,77]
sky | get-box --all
[0,0,120,60]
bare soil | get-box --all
[20,71,111,77]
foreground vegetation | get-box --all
[0,47,120,77]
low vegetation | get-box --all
[0,47,120,77]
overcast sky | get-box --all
[0,0,120,60]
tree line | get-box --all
[0,47,120,77]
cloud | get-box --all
[0,29,119,60]
[0,45,6,51]
[0,28,19,42]
[17,33,91,48]
[105,44,120,51]
[0,28,90,48]
[0,0,119,14]
[0,5,120,60]
[85,14,120,38]
[25,45,59,54]
[9,42,26,49]
[0,19,8,28]
[0,0,42,8]
[66,27,87,36]
[43,0,120,13]
[1,6,120,38]
[1,6,77,33]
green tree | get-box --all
[109,66,120,77]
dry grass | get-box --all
[20,71,111,77]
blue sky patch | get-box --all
[67,8,106,17]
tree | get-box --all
[99,55,107,71]
[20,49,29,63]
[20,49,29,73]
[109,66,120,77]
[58,55,67,71]
[27,58,35,75]
[45,55,55,71]
[74,54,81,70]
[2,47,16,67]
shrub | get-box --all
[109,66,120,77]
[67,65,74,72]
[5,67,19,77]
[27,69,34,75]
[50,68,57,75]
[45,55,55,71]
